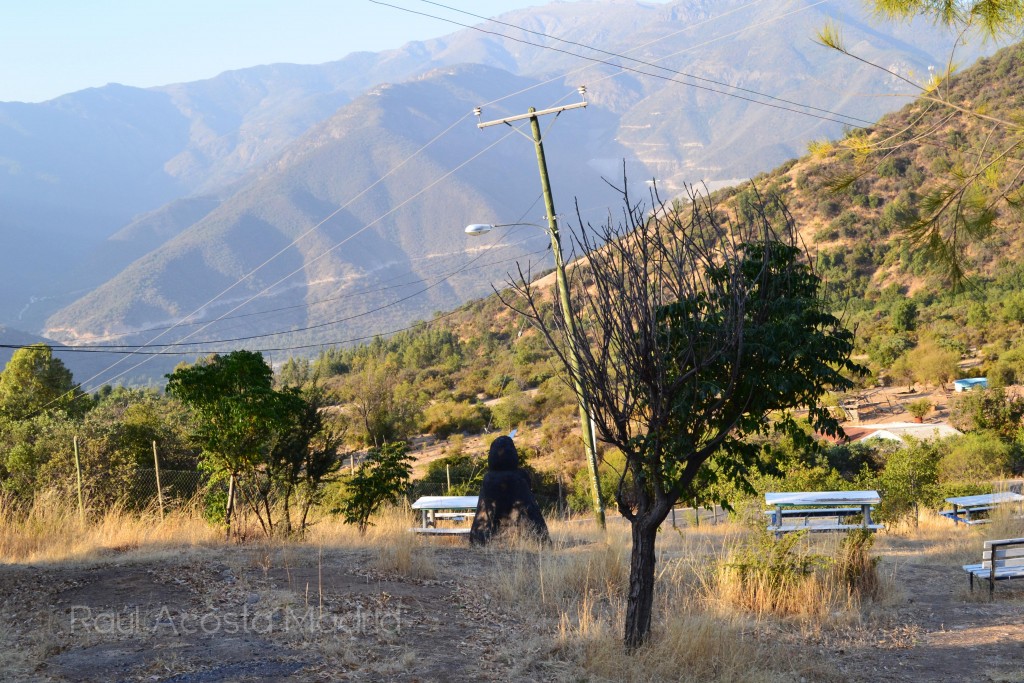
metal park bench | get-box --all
[941,492,1024,526]
[410,495,478,535]
[766,490,884,536]
[963,538,1024,597]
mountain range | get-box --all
[0,0,995,385]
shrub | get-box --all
[906,399,933,420]
[875,441,941,524]
[939,432,1012,484]
[836,529,880,599]
[490,392,532,431]
[338,442,413,534]
[419,400,489,439]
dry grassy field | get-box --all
[1,497,1022,682]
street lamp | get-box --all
[464,223,495,236]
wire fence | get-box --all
[129,468,209,509]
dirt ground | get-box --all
[1,524,1022,683]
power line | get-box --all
[371,0,875,128]
[416,0,867,125]
[46,242,549,350]
[85,230,545,340]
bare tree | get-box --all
[501,181,861,649]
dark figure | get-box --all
[469,436,550,545]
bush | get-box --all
[875,441,940,524]
[568,449,629,513]
[490,392,533,431]
[415,450,486,496]
[419,400,489,439]
[906,399,933,420]
[939,432,1012,484]
[338,442,413,534]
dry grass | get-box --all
[6,493,1008,682]
[368,508,437,579]
[0,490,219,565]
[559,608,838,683]
[479,518,859,680]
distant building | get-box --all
[823,422,963,445]
[954,377,988,392]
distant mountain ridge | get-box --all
[0,0,995,385]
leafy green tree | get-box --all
[889,353,917,389]
[949,387,1024,436]
[867,333,912,369]
[339,441,413,534]
[876,440,941,526]
[0,412,75,501]
[0,344,84,419]
[505,185,861,649]
[267,385,347,535]
[490,391,532,432]
[339,357,420,447]
[166,351,302,536]
[939,432,1012,482]
[890,299,918,332]
[906,338,959,386]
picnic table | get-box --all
[941,492,1024,525]
[766,490,883,536]
[410,496,478,535]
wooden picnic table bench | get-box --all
[410,496,478,535]
[941,492,1024,525]
[766,491,883,536]
[963,537,1024,597]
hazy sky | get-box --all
[0,0,627,103]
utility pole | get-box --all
[476,90,606,529]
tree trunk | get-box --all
[624,517,660,650]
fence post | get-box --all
[73,436,84,523]
[225,474,236,540]
[152,440,165,520]
[446,464,451,494]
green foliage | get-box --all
[906,339,959,386]
[906,398,933,419]
[0,344,84,420]
[166,351,297,476]
[866,333,912,368]
[889,299,918,332]
[338,442,413,534]
[419,400,489,439]
[416,450,487,496]
[266,385,347,535]
[657,239,863,509]
[727,529,831,597]
[949,387,1024,437]
[490,391,532,432]
[872,0,1024,39]
[166,351,342,536]
[875,440,941,523]
[939,432,1013,482]
[336,356,421,447]
[568,449,629,514]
